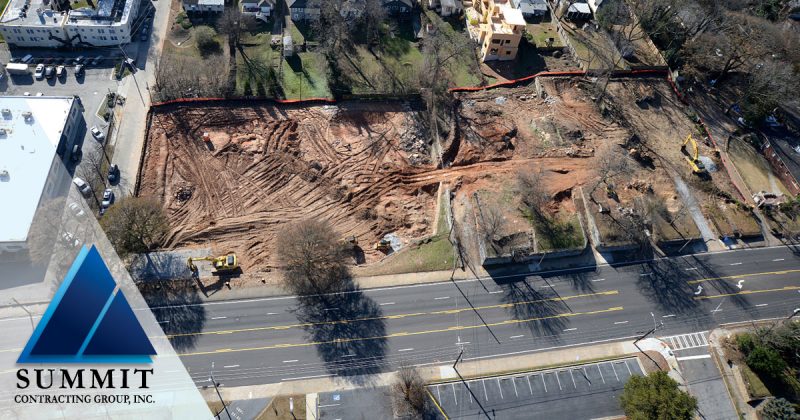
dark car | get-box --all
[74,64,84,76]
[108,163,119,183]
[44,65,54,79]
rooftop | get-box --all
[1,0,133,26]
[0,96,74,244]
[501,5,526,26]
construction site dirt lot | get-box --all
[138,101,448,279]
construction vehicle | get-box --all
[374,239,392,252]
[680,134,707,175]
[187,253,238,273]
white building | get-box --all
[0,96,83,254]
[0,0,140,47]
[241,0,273,18]
[182,0,224,15]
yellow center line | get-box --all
[687,269,800,285]
[694,286,800,300]
[178,306,625,357]
[164,290,620,339]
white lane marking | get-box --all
[144,244,795,310]
[695,285,703,295]
[489,290,503,294]
[730,262,743,266]
[223,365,239,368]
[563,328,577,332]
[510,335,525,339]
[482,379,488,401]
[541,374,547,392]
[266,312,278,315]
[569,369,576,388]
[341,353,356,358]
[452,383,457,405]
[736,280,745,289]
[662,314,676,318]
[512,377,519,396]
[323,308,339,311]
[434,296,451,300]
[614,321,629,325]
[676,354,712,361]
[591,278,606,282]
[755,304,769,307]
[281,374,333,381]
[611,362,620,381]
[317,403,341,408]
[496,379,503,399]
[157,320,170,324]
[624,360,633,375]
[398,348,414,352]
[555,372,562,390]
[685,267,698,271]
[282,360,298,363]
[526,375,533,394]
[640,273,652,277]
[773,258,785,262]
[597,364,605,384]
[712,301,724,313]
[379,302,396,306]
[211,316,227,320]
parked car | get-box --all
[21,54,33,64]
[35,92,43,96]
[74,56,85,65]
[71,144,82,161]
[44,65,54,79]
[91,56,103,66]
[101,188,114,208]
[56,65,65,77]
[74,64,84,76]
[73,177,92,197]
[68,202,85,217]
[108,163,119,183]
[90,126,105,141]
[23,91,31,96]
[34,64,44,79]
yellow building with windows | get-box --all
[476,0,527,61]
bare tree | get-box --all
[275,219,349,294]
[361,0,387,45]
[76,147,108,207]
[153,54,229,101]
[741,60,798,122]
[481,203,507,244]
[420,14,478,108]
[516,166,550,220]
[100,197,169,259]
[590,146,630,202]
[391,365,429,419]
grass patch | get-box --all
[525,22,563,48]
[280,52,331,99]
[364,234,455,276]
[740,364,771,399]
[728,136,791,197]
[255,395,306,420]
[531,213,584,252]
[704,202,761,238]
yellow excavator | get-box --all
[681,134,707,175]
[187,253,239,273]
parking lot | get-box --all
[317,388,394,420]
[428,358,644,419]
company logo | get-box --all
[17,245,156,364]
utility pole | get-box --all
[209,370,231,420]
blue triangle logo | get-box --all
[17,246,156,364]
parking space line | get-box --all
[496,379,503,399]
[624,360,633,375]
[597,364,605,384]
[555,371,562,390]
[467,384,473,403]
[482,379,489,401]
[511,377,519,397]
[583,367,590,384]
[541,374,547,392]
[526,375,533,394]
[452,383,457,405]
[569,369,576,388]
[611,362,620,381]
[436,385,442,403]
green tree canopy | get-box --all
[746,345,787,380]
[620,371,698,420]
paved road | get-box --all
[0,246,798,391]
[152,246,800,387]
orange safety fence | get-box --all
[448,68,668,93]
[150,96,337,108]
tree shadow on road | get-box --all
[292,284,388,386]
[139,279,206,352]
[635,259,703,317]
[499,277,569,343]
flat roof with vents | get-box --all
[0,96,75,245]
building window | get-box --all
[506,50,511,55]
[492,39,500,44]
[490,48,497,54]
